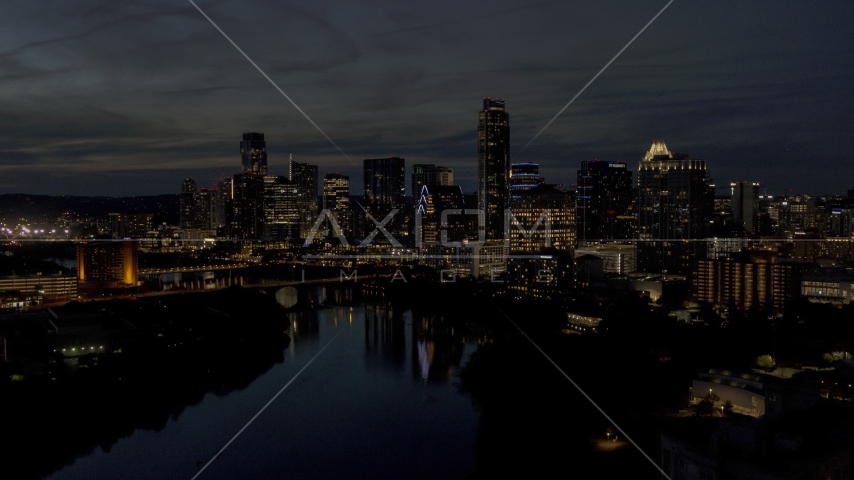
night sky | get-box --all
[1,0,852,196]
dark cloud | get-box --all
[0,0,852,196]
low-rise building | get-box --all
[0,274,78,309]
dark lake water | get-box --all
[47,297,481,480]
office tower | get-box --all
[197,188,215,229]
[478,97,510,240]
[437,166,453,186]
[412,164,438,206]
[180,178,215,231]
[180,178,198,228]
[240,132,267,175]
[289,157,319,239]
[576,160,634,244]
[509,163,541,198]
[77,240,138,286]
[215,178,232,233]
[779,194,818,235]
[507,184,575,253]
[363,157,406,242]
[505,184,574,297]
[323,173,351,237]
[830,208,854,237]
[226,173,264,239]
[731,181,760,234]
[415,185,470,245]
[412,164,454,205]
[261,175,299,240]
[636,140,714,274]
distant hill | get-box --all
[0,194,180,225]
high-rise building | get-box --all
[240,132,267,175]
[180,178,216,232]
[411,164,454,205]
[693,253,807,315]
[507,184,575,254]
[363,157,406,242]
[226,173,264,239]
[289,157,319,239]
[323,173,351,237]
[636,140,714,274]
[437,166,453,187]
[478,97,510,240]
[731,181,760,234]
[180,178,198,228]
[262,175,299,240]
[77,240,138,286]
[215,178,232,234]
[505,184,575,297]
[415,185,470,246]
[830,208,854,237]
[576,160,634,243]
[509,163,542,198]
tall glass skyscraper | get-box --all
[363,157,406,242]
[289,157,319,239]
[576,160,634,244]
[262,175,299,240]
[509,163,541,198]
[636,140,714,274]
[240,132,267,175]
[477,97,510,240]
[412,164,454,205]
[323,172,351,237]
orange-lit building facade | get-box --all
[77,240,138,286]
[693,255,807,314]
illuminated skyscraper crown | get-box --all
[643,140,672,161]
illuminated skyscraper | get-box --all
[240,132,267,175]
[507,184,575,254]
[415,185,469,246]
[478,97,510,240]
[262,175,299,240]
[180,178,199,228]
[412,164,453,205]
[509,163,541,198]
[363,157,406,242]
[576,160,634,243]
[226,173,264,239]
[636,140,714,274]
[506,184,575,298]
[180,178,216,231]
[323,173,351,237]
[289,157,319,239]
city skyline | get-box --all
[1,1,852,196]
